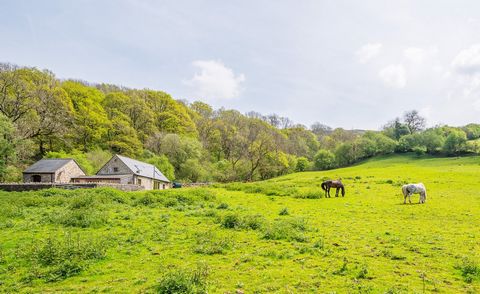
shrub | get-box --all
[155,263,209,294]
[20,233,108,282]
[295,189,323,199]
[55,208,107,228]
[314,150,336,170]
[412,146,426,156]
[216,203,229,210]
[262,218,309,242]
[221,213,242,229]
[193,232,233,255]
[221,213,265,230]
[456,258,480,283]
[279,207,289,216]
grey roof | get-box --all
[113,155,170,182]
[24,158,75,173]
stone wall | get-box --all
[23,173,54,183]
[0,183,144,192]
[54,160,85,182]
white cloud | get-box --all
[404,47,426,63]
[378,64,406,88]
[185,60,245,100]
[452,44,480,75]
[355,43,382,63]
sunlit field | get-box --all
[1,154,479,293]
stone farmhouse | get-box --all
[22,155,170,190]
[23,158,86,183]
[71,154,170,190]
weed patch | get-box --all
[155,262,209,293]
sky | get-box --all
[2,0,480,130]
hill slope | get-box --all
[1,154,479,293]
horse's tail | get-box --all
[321,182,327,191]
[340,185,345,196]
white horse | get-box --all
[401,183,427,204]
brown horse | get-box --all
[321,180,345,197]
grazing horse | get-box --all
[321,180,345,197]
[402,183,427,204]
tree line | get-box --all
[1,63,479,182]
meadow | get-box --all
[0,154,479,293]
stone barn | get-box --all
[23,158,86,183]
[72,155,170,190]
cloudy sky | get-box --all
[2,0,480,129]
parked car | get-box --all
[172,182,182,188]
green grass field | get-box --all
[1,154,479,293]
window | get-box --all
[113,167,119,172]
[137,178,142,186]
[32,175,42,182]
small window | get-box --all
[32,175,42,182]
[113,167,119,172]
[137,178,142,185]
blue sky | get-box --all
[2,0,480,129]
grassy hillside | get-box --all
[1,154,479,293]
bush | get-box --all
[155,263,209,294]
[193,231,233,255]
[216,203,229,210]
[443,130,467,155]
[262,218,309,242]
[412,146,426,156]
[295,157,310,172]
[221,213,242,229]
[20,233,108,282]
[314,150,336,170]
[295,189,323,199]
[279,207,289,216]
[221,213,266,230]
[456,258,480,283]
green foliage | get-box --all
[1,155,480,292]
[193,231,233,255]
[62,81,111,151]
[155,263,209,294]
[262,217,309,242]
[456,258,480,283]
[3,63,480,183]
[443,129,467,155]
[295,156,310,172]
[20,232,108,282]
[314,149,336,170]
[142,150,175,181]
[0,114,15,180]
[335,143,357,166]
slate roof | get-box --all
[24,158,76,173]
[110,155,170,182]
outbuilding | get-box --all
[23,158,86,183]
[72,155,170,190]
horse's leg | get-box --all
[403,194,407,204]
[335,187,339,197]
[327,187,331,198]
[408,193,412,204]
